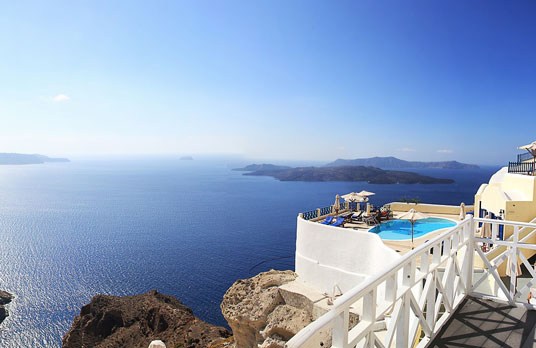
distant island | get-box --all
[233,163,291,171]
[180,156,194,160]
[325,156,479,170]
[0,153,70,165]
[236,164,454,184]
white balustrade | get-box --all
[286,215,536,348]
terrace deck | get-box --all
[329,210,461,254]
[427,296,536,347]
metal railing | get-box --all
[508,161,534,175]
[302,203,351,221]
[302,210,319,221]
[518,152,534,163]
[286,216,536,348]
[320,206,333,216]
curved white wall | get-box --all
[295,217,400,294]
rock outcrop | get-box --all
[0,290,13,325]
[221,270,312,348]
[63,290,231,348]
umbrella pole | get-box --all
[411,222,414,249]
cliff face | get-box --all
[62,290,231,348]
[0,290,14,325]
[221,270,312,348]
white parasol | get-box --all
[342,192,365,202]
[342,192,366,211]
[519,141,536,175]
[459,202,466,220]
[398,209,427,248]
[333,194,341,213]
[519,141,536,156]
[357,190,375,198]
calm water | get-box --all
[0,159,498,347]
[369,218,457,240]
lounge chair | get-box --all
[331,217,345,227]
[351,211,364,222]
[340,212,354,219]
[363,215,379,226]
[379,209,392,221]
[321,216,335,225]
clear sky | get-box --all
[1,1,535,164]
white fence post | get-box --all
[332,309,349,348]
[464,217,474,293]
[510,225,519,301]
[286,218,536,348]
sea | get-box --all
[0,158,500,347]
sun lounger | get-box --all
[331,217,345,227]
[351,211,364,222]
[321,216,335,225]
[379,209,392,221]
[340,212,354,219]
[363,215,379,226]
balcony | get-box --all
[508,161,535,175]
[286,216,536,348]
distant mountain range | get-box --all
[325,156,479,170]
[0,153,70,165]
[236,164,454,184]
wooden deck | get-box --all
[427,296,536,348]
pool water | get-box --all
[369,218,456,240]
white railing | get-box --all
[286,215,536,348]
[473,216,536,304]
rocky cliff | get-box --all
[221,270,314,348]
[0,290,13,325]
[62,290,231,348]
[63,270,328,348]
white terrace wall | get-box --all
[389,202,473,215]
[295,217,400,294]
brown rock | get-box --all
[0,290,13,305]
[63,290,230,348]
[262,305,311,342]
[0,290,13,326]
[0,306,7,324]
[221,270,310,348]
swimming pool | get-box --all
[369,218,456,240]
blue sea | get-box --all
[0,158,499,347]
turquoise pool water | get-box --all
[369,218,456,240]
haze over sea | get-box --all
[0,158,498,347]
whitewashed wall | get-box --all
[295,217,400,294]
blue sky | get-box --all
[1,1,535,164]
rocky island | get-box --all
[233,164,291,172]
[62,290,231,348]
[0,153,70,165]
[325,156,479,169]
[237,165,454,184]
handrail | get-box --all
[518,152,534,163]
[287,217,474,348]
[287,216,536,348]
[508,161,534,175]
